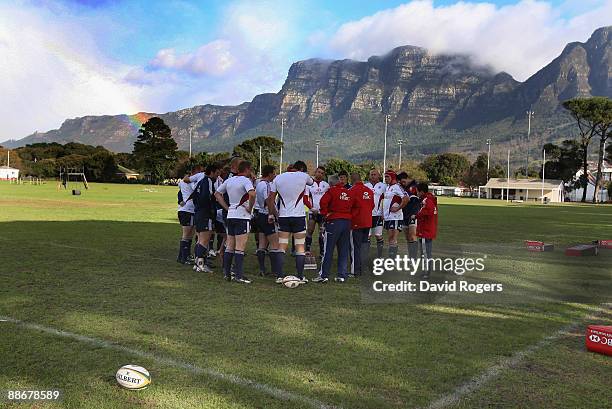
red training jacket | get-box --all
[319,182,353,221]
[349,182,374,229]
[416,192,438,239]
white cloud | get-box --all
[138,0,308,102]
[0,3,147,140]
[149,40,235,76]
[329,0,612,81]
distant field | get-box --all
[0,181,610,409]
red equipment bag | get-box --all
[585,325,612,356]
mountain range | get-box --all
[3,26,611,163]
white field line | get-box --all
[0,315,338,409]
[424,303,612,409]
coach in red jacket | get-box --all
[349,173,374,276]
[416,182,438,279]
[313,174,355,283]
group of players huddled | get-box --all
[176,157,438,284]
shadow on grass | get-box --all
[1,220,609,409]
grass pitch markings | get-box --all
[424,303,611,409]
[0,315,339,409]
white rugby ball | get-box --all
[116,365,151,390]
[282,275,301,288]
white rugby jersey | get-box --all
[254,179,272,214]
[215,175,254,220]
[365,181,386,217]
[177,180,196,213]
[307,180,330,211]
[383,183,406,221]
[270,171,314,217]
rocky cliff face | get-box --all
[4,27,611,157]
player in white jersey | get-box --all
[364,169,386,258]
[253,164,280,277]
[214,161,256,284]
[267,160,314,283]
[305,166,330,257]
[176,165,203,265]
[383,170,409,258]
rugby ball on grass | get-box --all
[282,275,301,288]
[116,365,151,390]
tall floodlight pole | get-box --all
[383,114,390,171]
[315,139,320,168]
[507,149,510,203]
[526,110,534,177]
[541,148,546,204]
[279,118,285,173]
[486,138,492,180]
[398,139,403,170]
[258,145,262,178]
[188,128,193,158]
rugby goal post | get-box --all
[59,167,89,190]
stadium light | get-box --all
[541,147,546,204]
[383,114,390,171]
[279,118,285,173]
[258,145,262,178]
[486,138,492,180]
[397,139,403,170]
[507,150,510,203]
[526,110,534,176]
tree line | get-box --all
[5,97,611,201]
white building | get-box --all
[431,185,472,197]
[478,178,565,203]
[0,165,19,180]
[567,161,611,202]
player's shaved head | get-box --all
[262,164,275,178]
[351,172,361,184]
[293,160,307,172]
[238,160,252,174]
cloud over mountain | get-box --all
[329,0,612,81]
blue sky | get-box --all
[1,0,611,139]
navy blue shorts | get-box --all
[255,213,276,236]
[178,211,194,227]
[404,216,417,226]
[251,212,259,234]
[194,211,213,232]
[384,219,404,231]
[371,215,383,228]
[226,218,250,236]
[278,216,306,233]
[214,220,225,234]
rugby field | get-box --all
[0,181,610,409]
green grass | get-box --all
[0,181,610,409]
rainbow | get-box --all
[123,112,152,134]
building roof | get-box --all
[0,165,18,171]
[483,178,563,190]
